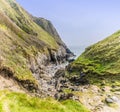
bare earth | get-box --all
[0,74,24,93]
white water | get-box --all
[45,62,68,77]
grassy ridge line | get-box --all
[68,30,120,86]
[80,30,120,74]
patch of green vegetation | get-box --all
[0,0,59,49]
[63,88,72,94]
[0,90,90,112]
[61,100,91,112]
[68,30,120,87]
[0,24,8,31]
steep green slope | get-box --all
[68,31,120,86]
[0,0,72,91]
[0,90,90,112]
[0,0,58,48]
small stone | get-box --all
[105,96,118,103]
[105,98,114,103]
[72,96,79,101]
[48,88,51,91]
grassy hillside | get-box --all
[0,0,58,48]
[0,0,66,87]
[68,31,120,86]
[0,0,90,111]
[0,90,90,112]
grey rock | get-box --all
[111,96,118,102]
[105,98,115,103]
[105,96,118,103]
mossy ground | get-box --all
[0,90,90,112]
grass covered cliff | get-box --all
[65,30,120,112]
[0,0,72,90]
[68,30,120,86]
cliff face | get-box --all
[33,17,74,59]
[33,17,66,46]
[0,0,73,95]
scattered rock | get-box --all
[105,96,118,103]
[72,95,80,101]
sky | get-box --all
[16,0,120,47]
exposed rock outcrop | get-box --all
[33,17,65,46]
